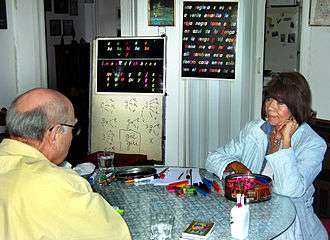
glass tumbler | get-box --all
[97,152,115,175]
[150,213,174,240]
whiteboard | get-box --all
[90,94,164,161]
[90,37,166,162]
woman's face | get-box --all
[264,97,292,127]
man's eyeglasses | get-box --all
[60,123,81,136]
[49,122,81,136]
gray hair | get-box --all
[6,98,70,141]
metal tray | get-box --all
[115,166,157,180]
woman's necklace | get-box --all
[269,129,282,153]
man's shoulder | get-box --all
[21,161,91,194]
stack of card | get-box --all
[180,220,215,239]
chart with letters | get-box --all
[96,37,165,93]
[181,1,238,80]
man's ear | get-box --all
[47,125,61,145]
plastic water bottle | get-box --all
[230,194,250,239]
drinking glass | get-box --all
[97,152,115,175]
[150,213,174,240]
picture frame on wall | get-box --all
[0,0,7,29]
[148,0,175,26]
[63,19,73,36]
[309,0,330,26]
[70,0,78,16]
[50,19,61,36]
[54,0,69,14]
[44,0,52,12]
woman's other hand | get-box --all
[281,117,298,148]
[224,161,252,174]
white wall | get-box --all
[0,0,16,108]
[0,0,47,108]
[300,0,330,119]
[95,0,120,37]
[121,0,264,167]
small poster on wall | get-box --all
[181,1,238,80]
[148,0,175,26]
[50,19,62,36]
[309,0,330,26]
[54,0,69,14]
[0,0,7,29]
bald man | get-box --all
[0,88,131,240]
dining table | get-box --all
[91,166,296,240]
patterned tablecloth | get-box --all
[92,168,296,240]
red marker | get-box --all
[212,181,222,194]
[166,180,189,191]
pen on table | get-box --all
[159,167,169,174]
[190,168,193,186]
[125,176,154,185]
[134,176,154,183]
[157,167,169,179]
[212,181,222,194]
[177,171,184,180]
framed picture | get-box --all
[63,19,73,36]
[148,0,175,26]
[44,0,52,12]
[0,0,7,29]
[54,0,69,14]
[50,19,61,36]
[70,0,78,16]
[309,0,330,26]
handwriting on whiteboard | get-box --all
[91,95,163,160]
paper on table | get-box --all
[153,167,202,186]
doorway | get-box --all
[263,0,301,86]
[43,0,121,165]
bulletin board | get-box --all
[181,1,238,80]
[96,37,165,93]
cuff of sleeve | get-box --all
[265,147,295,165]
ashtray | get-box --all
[115,166,157,180]
[224,173,272,203]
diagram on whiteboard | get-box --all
[91,94,163,161]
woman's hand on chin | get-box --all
[272,117,298,150]
[281,117,298,148]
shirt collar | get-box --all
[260,121,273,135]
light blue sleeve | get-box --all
[205,121,265,179]
[265,128,326,198]
[205,137,243,179]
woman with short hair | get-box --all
[206,72,328,239]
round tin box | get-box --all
[224,173,272,203]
